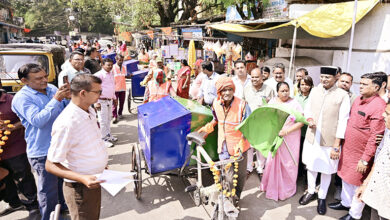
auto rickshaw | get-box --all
[0,43,65,93]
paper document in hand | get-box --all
[96,170,136,196]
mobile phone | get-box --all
[63,75,69,84]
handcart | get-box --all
[132,97,219,203]
[127,69,148,113]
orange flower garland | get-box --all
[209,156,239,198]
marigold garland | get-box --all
[0,119,14,159]
[209,156,239,197]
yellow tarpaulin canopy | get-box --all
[210,0,379,39]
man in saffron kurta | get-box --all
[198,76,250,203]
[329,73,386,220]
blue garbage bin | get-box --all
[138,96,191,174]
[123,59,139,77]
[101,52,116,64]
[131,69,148,98]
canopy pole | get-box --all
[347,0,358,72]
[288,23,297,80]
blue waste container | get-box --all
[123,59,139,77]
[101,52,116,64]
[131,69,148,98]
[138,97,192,174]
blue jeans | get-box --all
[28,156,67,220]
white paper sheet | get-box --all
[95,170,136,196]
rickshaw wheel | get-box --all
[194,188,201,207]
[127,88,132,114]
[131,143,142,199]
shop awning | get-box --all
[210,0,379,39]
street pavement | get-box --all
[1,81,353,220]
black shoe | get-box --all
[339,214,357,220]
[299,192,317,205]
[0,204,25,217]
[317,199,327,215]
[329,201,350,211]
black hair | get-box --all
[181,59,189,66]
[337,67,342,74]
[296,68,308,76]
[201,61,213,72]
[261,66,270,73]
[74,48,85,54]
[361,73,382,89]
[18,63,45,79]
[115,54,124,60]
[102,58,114,65]
[70,51,84,60]
[234,59,246,67]
[85,47,97,56]
[340,72,353,82]
[276,81,289,92]
[297,75,314,93]
[372,71,387,88]
[70,74,102,96]
[107,44,111,49]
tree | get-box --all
[70,0,114,34]
[10,0,71,36]
[202,0,266,20]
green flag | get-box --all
[236,104,308,158]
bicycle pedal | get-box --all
[185,185,197,193]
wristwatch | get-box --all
[360,159,368,166]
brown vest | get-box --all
[305,84,349,146]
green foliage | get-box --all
[201,0,264,19]
[10,0,70,35]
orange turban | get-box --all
[215,76,235,95]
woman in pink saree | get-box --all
[176,59,191,99]
[260,82,304,201]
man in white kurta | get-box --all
[299,66,350,215]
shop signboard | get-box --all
[263,0,289,19]
[182,28,202,40]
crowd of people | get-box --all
[0,46,128,219]
[138,51,390,220]
[0,44,389,220]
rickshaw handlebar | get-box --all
[189,144,243,168]
[187,131,243,169]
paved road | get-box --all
[1,81,351,220]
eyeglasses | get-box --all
[72,58,84,62]
[88,90,102,95]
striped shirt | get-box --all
[47,101,108,182]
